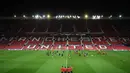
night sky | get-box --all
[0,0,129,16]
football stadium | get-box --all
[0,14,130,73]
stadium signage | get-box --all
[25,44,108,50]
[0,36,130,42]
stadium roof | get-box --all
[0,1,129,16]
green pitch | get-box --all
[0,50,130,73]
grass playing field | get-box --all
[0,50,130,73]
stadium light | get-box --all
[69,15,71,18]
[85,14,88,19]
[39,16,42,19]
[67,15,70,19]
[73,16,76,19]
[97,15,101,19]
[77,16,80,19]
[47,14,51,19]
[59,15,62,18]
[92,15,96,19]
[43,15,45,18]
[119,15,122,18]
[55,16,58,19]
[14,15,16,17]
[61,16,63,18]
[101,15,103,18]
[23,15,26,18]
[32,15,34,18]
[109,15,112,18]
[35,15,39,19]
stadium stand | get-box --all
[0,19,130,50]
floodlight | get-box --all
[43,15,45,18]
[97,15,101,19]
[77,16,80,19]
[47,14,51,19]
[92,15,96,19]
[101,15,103,17]
[73,16,76,18]
[35,15,39,19]
[23,15,25,17]
[14,15,16,17]
[85,14,88,19]
[67,15,70,18]
[32,15,34,17]
[56,16,58,19]
[109,15,112,18]
[119,15,122,18]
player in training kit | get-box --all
[84,53,86,57]
[61,66,65,73]
[102,51,107,55]
[61,53,63,57]
[74,50,77,54]
[52,53,54,57]
[59,53,61,56]
[78,50,81,56]
[84,52,88,57]
[64,67,67,73]
[69,50,71,53]
[46,50,49,56]
[97,49,101,54]
[57,50,58,53]
[51,49,54,54]
[68,54,71,58]
[67,66,73,73]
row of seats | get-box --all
[2,45,130,51]
[22,45,130,50]
[0,38,130,50]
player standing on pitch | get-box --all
[61,66,65,73]
[84,52,88,57]
[61,53,63,57]
[64,67,67,73]
[67,66,73,73]
[68,53,71,58]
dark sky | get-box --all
[0,0,129,16]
